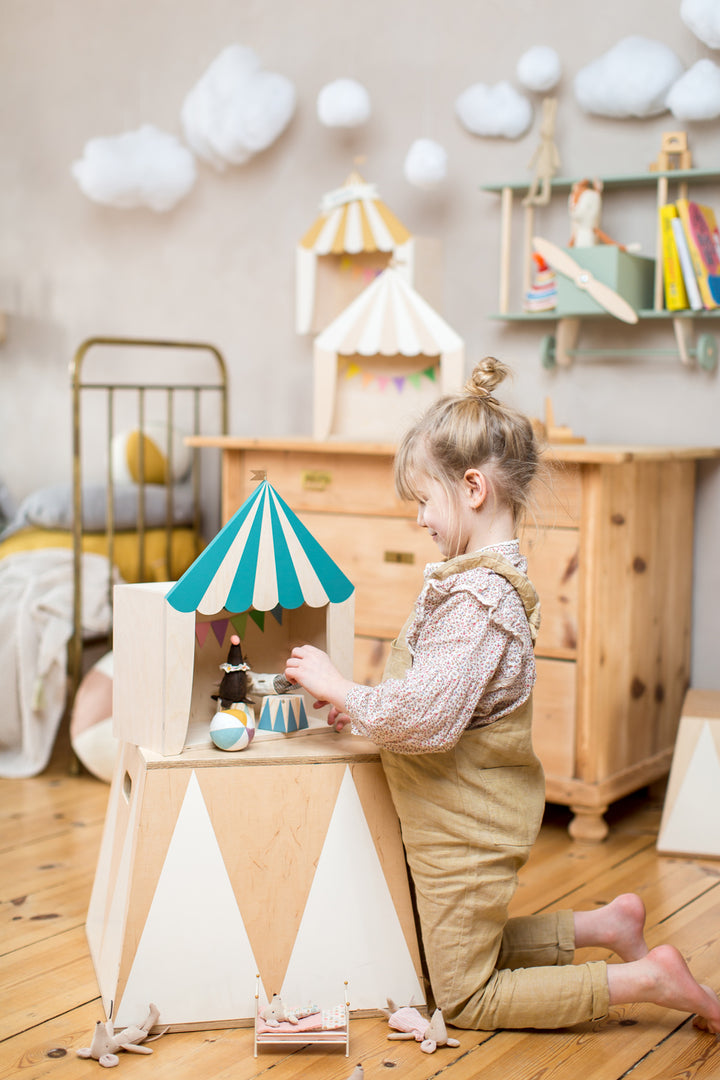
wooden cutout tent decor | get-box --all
[88,483,425,1031]
[296,171,415,334]
[112,479,355,755]
[86,734,426,1030]
[312,265,465,440]
[657,690,720,858]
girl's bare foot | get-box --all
[608,944,720,1032]
[574,893,649,961]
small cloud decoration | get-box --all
[317,78,371,127]
[681,0,720,48]
[516,46,562,93]
[71,125,197,211]
[455,81,533,138]
[403,138,448,190]
[574,36,684,118]
[667,58,720,120]
[181,44,296,169]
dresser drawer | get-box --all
[534,462,581,527]
[533,657,577,778]
[301,511,437,638]
[235,448,409,518]
[523,525,579,659]
[354,636,392,684]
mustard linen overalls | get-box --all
[380,551,609,1030]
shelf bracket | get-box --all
[555,318,581,367]
[672,317,693,366]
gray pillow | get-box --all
[0,482,195,539]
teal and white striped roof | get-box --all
[166,481,354,615]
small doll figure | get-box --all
[212,635,252,709]
[209,635,255,752]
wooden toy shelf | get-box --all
[481,167,720,369]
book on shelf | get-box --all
[675,198,720,310]
[659,204,689,311]
[670,216,704,312]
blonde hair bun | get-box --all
[464,356,510,398]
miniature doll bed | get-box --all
[254,980,350,1057]
[0,336,228,778]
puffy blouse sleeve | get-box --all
[345,569,534,754]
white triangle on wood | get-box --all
[658,722,720,856]
[116,771,265,1026]
[281,765,424,1010]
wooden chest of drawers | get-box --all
[190,436,719,841]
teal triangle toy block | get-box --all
[258,698,274,732]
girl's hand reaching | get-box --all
[284,645,355,716]
[326,705,352,732]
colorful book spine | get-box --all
[670,217,703,312]
[659,204,689,311]
[676,198,719,310]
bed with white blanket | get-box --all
[0,337,227,778]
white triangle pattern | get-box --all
[281,765,424,1010]
[116,771,266,1026]
[659,722,720,856]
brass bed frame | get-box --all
[69,336,228,703]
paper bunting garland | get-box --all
[338,258,385,285]
[196,607,284,645]
[343,361,438,393]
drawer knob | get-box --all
[301,470,332,491]
[384,551,415,565]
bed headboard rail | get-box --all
[69,336,229,700]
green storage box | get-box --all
[555,247,655,317]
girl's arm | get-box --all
[285,588,531,753]
[284,645,356,714]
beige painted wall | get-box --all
[1,0,718,687]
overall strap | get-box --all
[431,551,541,645]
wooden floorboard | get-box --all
[2,739,719,1080]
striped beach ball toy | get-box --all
[210,704,255,751]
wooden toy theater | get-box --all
[85,479,425,1032]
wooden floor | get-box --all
[3,732,720,1080]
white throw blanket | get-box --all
[0,549,114,778]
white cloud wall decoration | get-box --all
[71,125,197,211]
[403,139,448,189]
[317,79,371,127]
[181,44,296,170]
[455,81,533,139]
[681,0,720,49]
[574,36,684,118]
[516,46,562,92]
[667,58,720,120]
